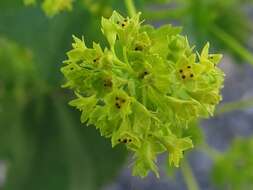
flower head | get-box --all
[61,11,224,177]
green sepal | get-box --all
[167,136,193,167]
[132,141,159,178]
[104,89,132,119]
[69,94,97,123]
[111,118,141,149]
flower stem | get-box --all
[211,25,253,66]
[124,0,136,17]
[198,143,222,161]
[181,159,200,190]
[215,97,253,116]
[143,8,186,21]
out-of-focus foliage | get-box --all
[0,37,38,130]
[61,10,224,177]
[24,0,36,6]
[23,0,179,18]
[212,137,253,190]
[23,0,125,17]
[24,0,73,17]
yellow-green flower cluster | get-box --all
[61,11,224,177]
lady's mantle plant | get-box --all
[61,11,224,177]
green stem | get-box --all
[198,143,222,161]
[142,86,147,106]
[181,159,200,190]
[143,8,186,21]
[211,25,253,66]
[113,58,134,74]
[123,46,129,65]
[124,0,136,17]
[215,97,253,116]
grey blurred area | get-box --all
[103,55,253,190]
[0,161,7,188]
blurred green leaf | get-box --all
[212,137,253,190]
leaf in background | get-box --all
[181,0,253,63]
[212,137,253,190]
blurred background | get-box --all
[0,0,253,190]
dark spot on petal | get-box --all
[121,23,125,27]
[123,139,127,143]
[190,74,194,78]
[104,79,112,88]
[115,103,121,108]
[70,67,74,70]
[179,69,183,73]
[129,139,132,142]
[122,99,126,103]
[134,46,143,51]
[182,75,186,79]
[187,66,191,69]
[115,97,119,100]
[116,21,120,24]
[118,139,121,142]
[124,19,127,22]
